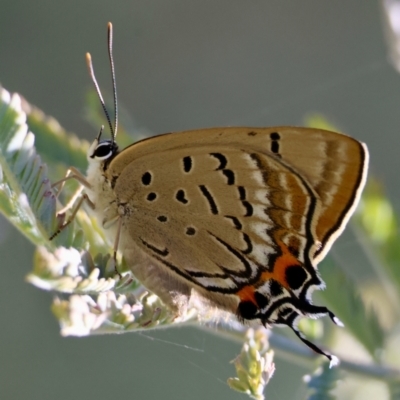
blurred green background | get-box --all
[0,1,399,399]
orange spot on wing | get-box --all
[236,242,304,302]
[236,285,256,304]
[261,240,302,289]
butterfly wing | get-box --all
[115,144,320,293]
[109,128,367,363]
[111,136,344,318]
[110,127,368,264]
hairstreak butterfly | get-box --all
[52,23,369,365]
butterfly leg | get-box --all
[49,193,95,240]
[52,167,91,199]
[50,167,94,239]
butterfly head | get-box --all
[88,137,119,161]
[87,127,119,173]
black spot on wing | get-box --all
[270,280,283,297]
[271,141,279,154]
[157,215,168,222]
[237,187,253,216]
[222,169,235,185]
[146,192,157,201]
[270,132,281,157]
[270,132,280,140]
[140,238,169,257]
[141,172,152,185]
[183,156,192,173]
[285,265,307,290]
[199,185,218,214]
[242,201,253,217]
[224,215,242,230]
[238,186,246,200]
[210,153,227,170]
[186,226,196,236]
[237,301,258,320]
[176,189,189,204]
[255,291,269,308]
[242,233,253,254]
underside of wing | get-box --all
[107,127,368,362]
[109,126,368,263]
[115,144,324,303]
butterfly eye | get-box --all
[90,140,117,160]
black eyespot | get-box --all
[237,301,258,320]
[285,265,307,290]
[142,172,152,186]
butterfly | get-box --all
[52,23,369,366]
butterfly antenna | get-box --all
[85,53,114,140]
[107,22,118,143]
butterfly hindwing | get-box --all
[113,142,325,322]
